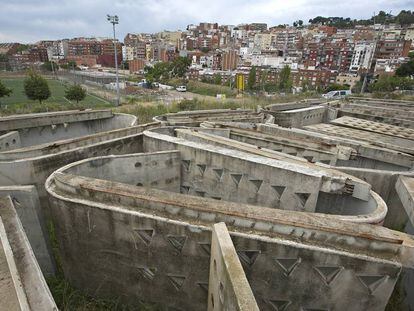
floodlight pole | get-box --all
[107,14,120,106]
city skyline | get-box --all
[0,0,412,43]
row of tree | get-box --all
[0,71,87,105]
[308,10,414,27]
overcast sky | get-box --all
[0,0,412,43]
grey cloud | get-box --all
[0,0,411,43]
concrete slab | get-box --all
[208,222,259,311]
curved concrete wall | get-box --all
[52,148,387,225]
[0,111,137,149]
[0,111,150,275]
[46,167,414,311]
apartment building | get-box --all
[349,42,376,72]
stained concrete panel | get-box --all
[46,171,411,310]
[208,222,259,311]
[0,197,57,310]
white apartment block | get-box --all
[349,42,376,72]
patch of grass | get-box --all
[47,275,160,311]
[116,94,321,124]
[186,80,237,98]
[0,77,112,113]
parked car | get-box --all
[322,90,351,99]
[176,85,187,92]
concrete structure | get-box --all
[0,110,141,275]
[208,223,259,311]
[0,98,414,309]
[0,196,56,310]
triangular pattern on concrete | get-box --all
[198,242,211,256]
[268,300,291,311]
[319,159,331,165]
[180,186,190,194]
[237,250,260,267]
[167,235,187,253]
[274,258,301,277]
[314,266,343,285]
[196,164,207,175]
[303,156,314,162]
[230,174,243,186]
[287,152,297,156]
[357,275,387,294]
[271,185,286,199]
[213,168,224,180]
[137,266,157,281]
[196,282,209,294]
[167,274,186,291]
[181,160,191,171]
[249,179,263,192]
[295,192,311,207]
[134,229,155,246]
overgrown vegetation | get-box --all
[186,80,237,97]
[116,93,319,123]
[396,52,414,77]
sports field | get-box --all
[0,77,111,107]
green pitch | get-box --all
[0,77,110,107]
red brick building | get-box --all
[129,59,146,73]
[221,50,238,70]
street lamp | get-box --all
[107,14,120,106]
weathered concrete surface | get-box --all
[62,151,181,192]
[208,222,259,311]
[338,107,414,129]
[0,186,53,276]
[305,123,414,155]
[331,116,414,140]
[205,121,414,171]
[0,197,57,310]
[0,111,150,276]
[396,176,414,229]
[144,128,384,216]
[46,170,412,310]
[268,105,328,128]
[0,109,113,131]
[154,109,263,126]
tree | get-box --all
[370,76,414,93]
[24,70,51,104]
[170,57,191,78]
[65,84,86,103]
[144,57,191,83]
[278,65,292,92]
[247,66,256,90]
[0,80,12,104]
[396,53,414,77]
[41,61,59,72]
